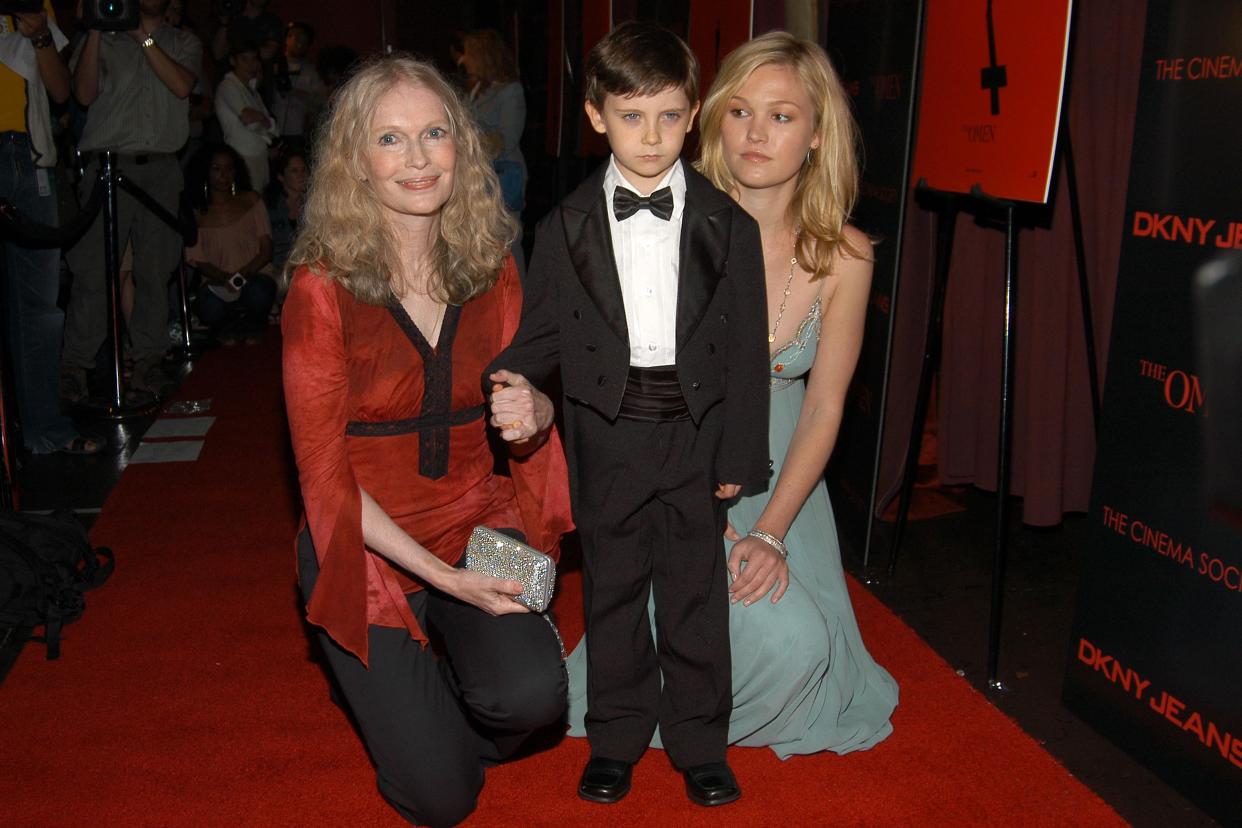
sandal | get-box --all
[56,435,104,456]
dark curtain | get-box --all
[877,0,1149,526]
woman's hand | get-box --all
[488,370,552,444]
[438,567,531,616]
[727,535,790,606]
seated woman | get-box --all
[565,31,899,759]
[184,143,276,345]
[266,147,308,278]
[281,55,572,827]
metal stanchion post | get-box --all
[171,261,202,361]
[84,151,157,420]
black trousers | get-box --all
[571,407,732,768]
[297,529,567,827]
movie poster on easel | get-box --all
[910,0,1071,204]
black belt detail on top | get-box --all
[617,365,690,422]
[383,299,464,480]
[345,404,486,437]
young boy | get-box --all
[489,21,769,806]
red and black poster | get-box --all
[825,0,922,562]
[910,0,1071,204]
[1063,2,1242,822]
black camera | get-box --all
[81,0,140,31]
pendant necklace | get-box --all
[769,228,801,344]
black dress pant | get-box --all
[297,529,567,827]
[571,407,732,768]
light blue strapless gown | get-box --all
[565,298,899,758]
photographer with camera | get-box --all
[1,1,101,453]
[61,0,200,406]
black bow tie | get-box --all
[613,186,675,221]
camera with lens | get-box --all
[81,0,140,31]
[212,0,244,21]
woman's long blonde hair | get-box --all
[697,31,865,279]
[287,54,517,305]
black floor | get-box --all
[9,412,1222,827]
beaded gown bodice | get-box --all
[769,296,822,390]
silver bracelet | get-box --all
[746,529,788,559]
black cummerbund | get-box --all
[617,365,690,422]
[345,404,486,436]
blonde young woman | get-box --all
[281,55,571,827]
[565,31,898,759]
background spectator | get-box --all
[62,0,199,406]
[460,28,526,217]
[270,21,324,151]
[266,146,307,279]
[0,1,99,453]
[215,40,277,191]
[211,0,280,68]
[184,143,275,345]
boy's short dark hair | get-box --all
[584,21,699,109]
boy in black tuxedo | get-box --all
[488,21,768,807]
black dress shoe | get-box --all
[683,761,741,806]
[578,757,633,804]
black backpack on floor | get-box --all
[0,510,114,666]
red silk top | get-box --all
[282,257,573,666]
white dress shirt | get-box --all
[603,156,686,368]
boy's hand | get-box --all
[488,370,553,443]
[715,483,741,499]
[727,535,789,606]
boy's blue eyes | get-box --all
[619,112,682,122]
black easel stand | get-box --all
[885,181,1020,691]
[886,159,1100,690]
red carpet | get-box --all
[1,336,1123,827]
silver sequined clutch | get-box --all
[463,526,556,612]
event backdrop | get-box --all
[824,0,922,562]
[1062,1,1242,822]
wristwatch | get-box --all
[30,31,54,50]
[141,33,156,49]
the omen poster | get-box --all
[824,0,922,563]
[1062,2,1242,821]
[909,0,1071,204]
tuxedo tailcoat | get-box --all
[490,161,769,767]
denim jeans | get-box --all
[0,132,78,452]
[192,273,276,337]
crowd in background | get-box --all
[1,0,529,458]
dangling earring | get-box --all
[203,181,209,201]
[230,181,236,196]
[805,148,814,166]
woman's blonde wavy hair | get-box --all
[697,31,865,280]
[287,54,517,305]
